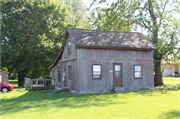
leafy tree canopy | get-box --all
[90,0,180,85]
[1,0,69,86]
[60,0,91,29]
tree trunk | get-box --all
[154,62,163,86]
[18,68,28,87]
[18,72,24,87]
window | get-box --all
[58,66,61,81]
[134,65,142,78]
[115,65,121,77]
[51,68,54,77]
[68,65,72,80]
[68,41,71,55]
[92,64,102,79]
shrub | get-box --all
[175,72,179,77]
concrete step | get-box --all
[114,87,126,93]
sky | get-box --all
[84,0,92,7]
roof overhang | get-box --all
[76,45,156,51]
[48,29,69,69]
[0,70,10,74]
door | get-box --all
[113,63,123,87]
[163,66,174,77]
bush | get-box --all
[175,72,179,77]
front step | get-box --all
[114,87,126,93]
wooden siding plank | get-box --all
[77,48,154,92]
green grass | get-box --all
[0,77,180,119]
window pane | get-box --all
[93,65,101,71]
[58,66,61,73]
[68,48,71,54]
[68,41,71,46]
[115,72,120,77]
[69,74,71,79]
[68,65,71,79]
[58,66,61,80]
[93,71,101,75]
[135,72,141,78]
[58,74,61,81]
[115,65,120,71]
[69,66,71,72]
[135,66,141,71]
[93,65,101,78]
[93,75,101,78]
[68,41,71,54]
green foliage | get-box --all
[1,67,8,72]
[90,0,180,85]
[89,1,135,31]
[0,77,179,118]
[135,0,180,63]
[60,0,90,29]
[1,0,68,79]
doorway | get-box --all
[113,63,123,87]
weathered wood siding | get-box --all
[0,71,9,83]
[50,69,55,85]
[77,48,154,92]
[51,34,78,90]
[59,34,77,62]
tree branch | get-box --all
[159,0,168,27]
[148,0,156,21]
[142,19,153,32]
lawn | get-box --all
[0,77,180,119]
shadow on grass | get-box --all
[159,110,180,118]
[122,84,180,96]
[0,86,127,116]
[1,80,179,116]
[155,83,180,91]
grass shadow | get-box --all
[155,83,180,91]
[159,110,180,118]
[0,86,127,116]
[1,79,179,117]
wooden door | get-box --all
[113,63,123,87]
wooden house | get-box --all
[49,28,156,93]
[0,70,9,83]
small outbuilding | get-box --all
[0,70,9,83]
[49,28,156,93]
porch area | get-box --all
[25,78,55,90]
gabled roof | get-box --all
[68,28,156,50]
[49,28,156,69]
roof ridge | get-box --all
[67,28,142,34]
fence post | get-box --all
[31,79,33,90]
[25,78,31,90]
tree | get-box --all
[137,0,180,85]
[60,0,90,29]
[89,1,136,32]
[1,0,69,86]
[90,0,180,86]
